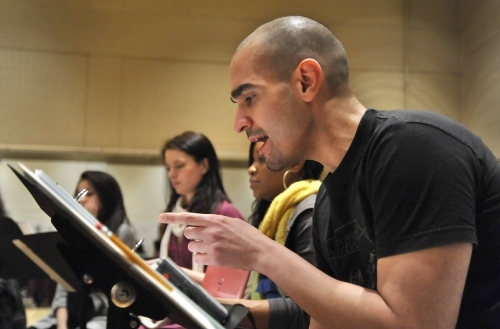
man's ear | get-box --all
[292,59,323,102]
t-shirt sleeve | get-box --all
[286,209,316,266]
[365,121,478,257]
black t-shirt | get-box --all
[313,109,500,328]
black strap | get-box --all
[224,303,256,329]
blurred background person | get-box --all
[217,141,323,329]
[0,189,26,329]
[174,141,324,329]
[28,171,137,329]
[156,131,244,272]
[140,131,245,329]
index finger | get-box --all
[158,212,211,227]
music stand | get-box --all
[9,163,249,329]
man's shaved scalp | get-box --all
[236,16,349,94]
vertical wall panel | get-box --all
[119,59,248,155]
[334,25,404,71]
[409,0,458,31]
[85,55,122,148]
[408,29,459,73]
[405,0,461,130]
[350,71,405,110]
[460,0,500,155]
[407,73,460,120]
[460,0,500,53]
[0,50,87,145]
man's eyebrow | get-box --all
[230,83,256,101]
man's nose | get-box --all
[234,107,251,133]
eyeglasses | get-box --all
[74,189,88,202]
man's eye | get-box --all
[245,95,255,104]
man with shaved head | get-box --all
[235,16,349,97]
[161,16,500,328]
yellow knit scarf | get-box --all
[258,179,321,244]
[250,179,321,300]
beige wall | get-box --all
[2,0,489,161]
[460,0,500,156]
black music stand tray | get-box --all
[0,217,50,281]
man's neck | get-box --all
[312,96,366,173]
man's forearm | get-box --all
[158,213,470,328]
[257,241,470,329]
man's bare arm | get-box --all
[309,318,328,329]
[160,213,472,328]
[260,240,471,328]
